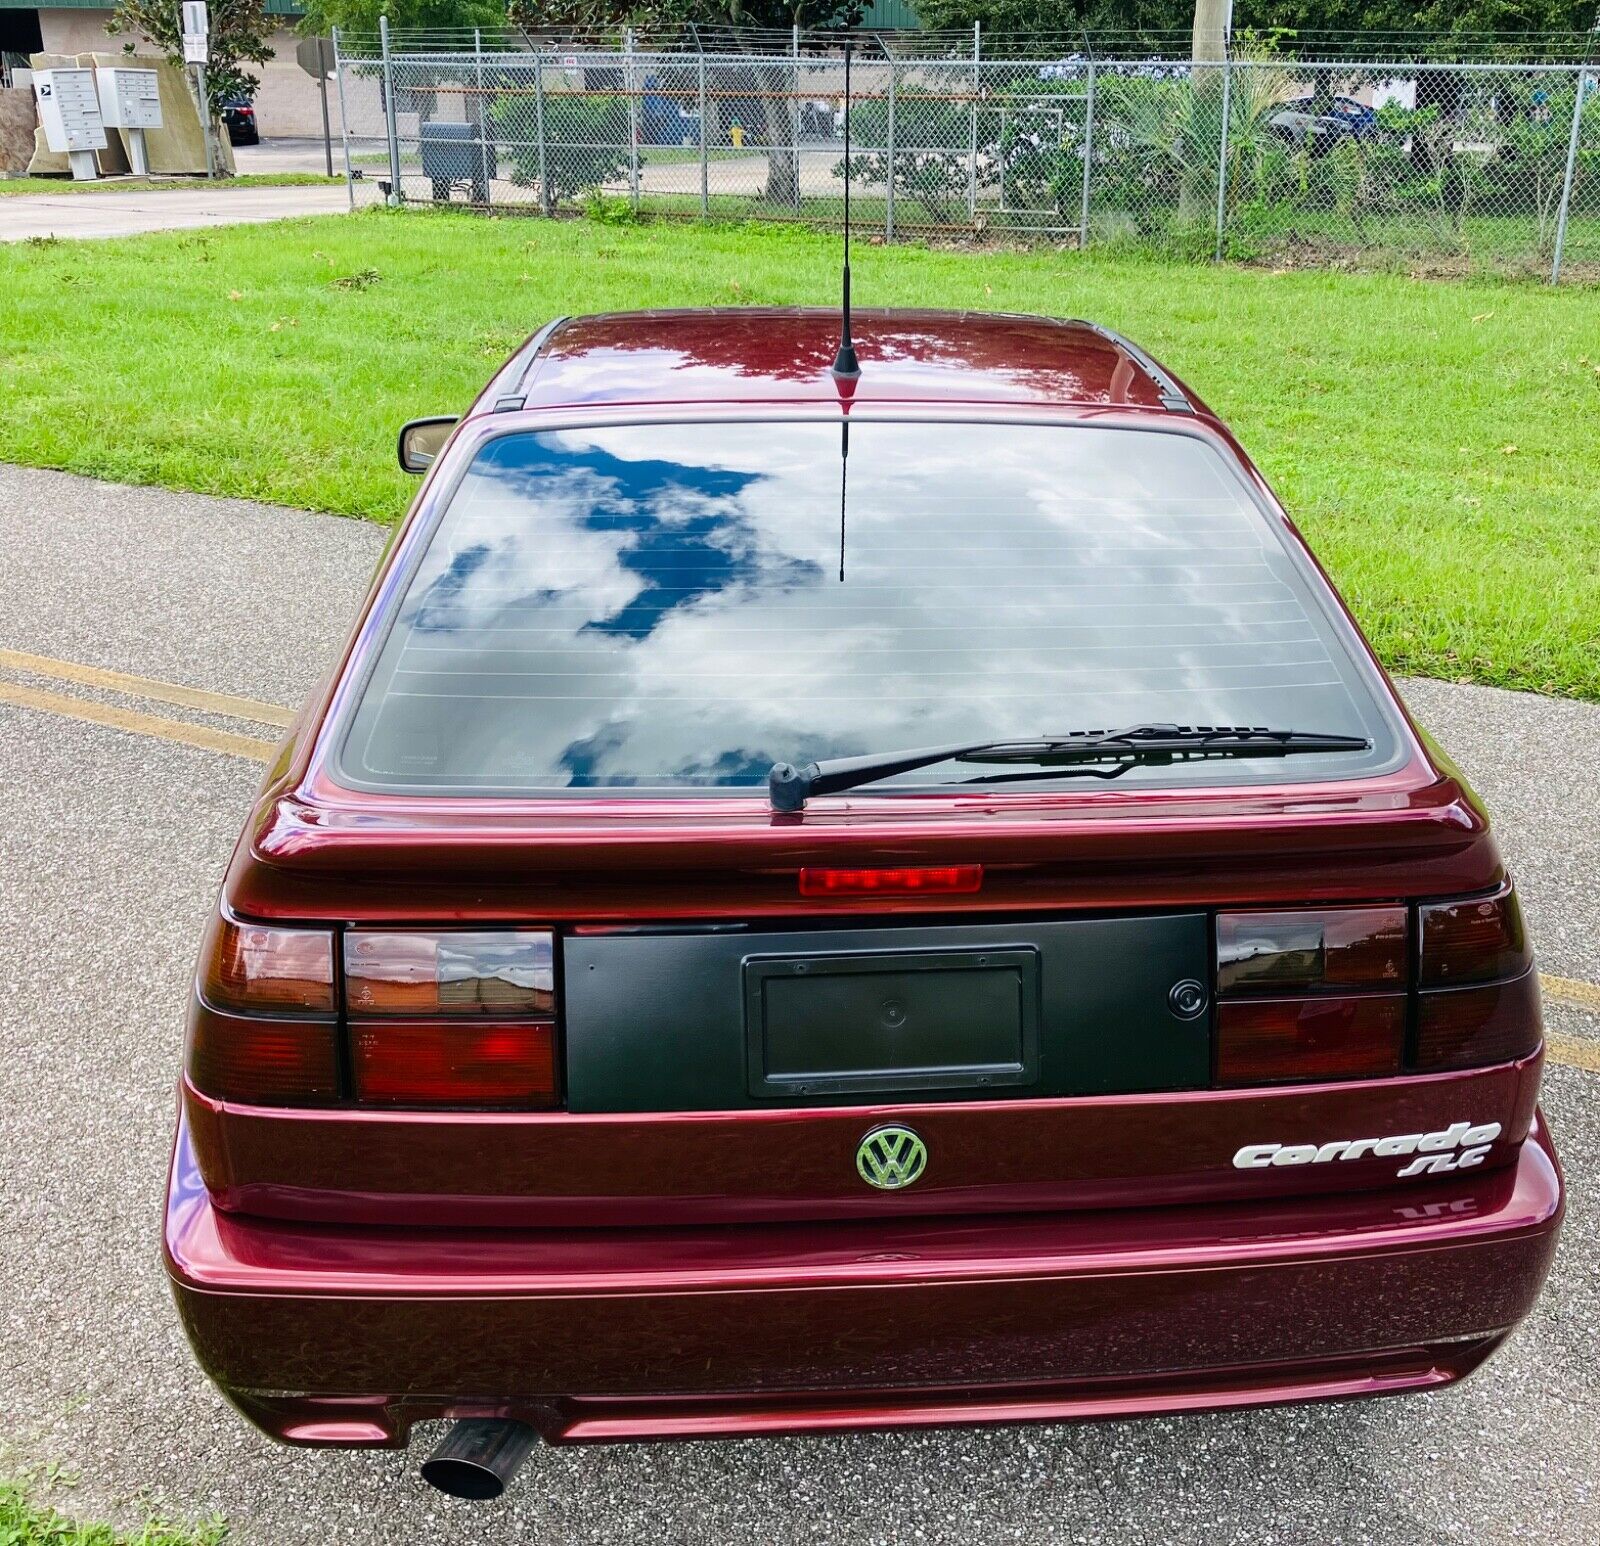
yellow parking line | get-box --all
[1547,1033,1600,1073]
[0,678,276,762]
[0,646,295,728]
[1542,974,1600,1015]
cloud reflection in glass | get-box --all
[342,421,1386,794]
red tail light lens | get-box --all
[1214,907,1407,1084]
[1419,884,1530,986]
[798,865,983,898]
[1216,996,1405,1085]
[1415,884,1539,1071]
[1415,973,1543,1072]
[1217,907,1407,994]
[344,931,558,1108]
[1214,887,1538,1087]
[186,1003,340,1105]
[352,1019,558,1107]
[345,931,554,1016]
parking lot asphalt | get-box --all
[0,461,1595,1544]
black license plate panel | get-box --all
[744,947,1041,1099]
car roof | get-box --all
[480,308,1207,419]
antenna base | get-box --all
[831,344,861,380]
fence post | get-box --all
[1080,57,1095,248]
[1213,48,1232,262]
[379,14,401,206]
[331,26,355,210]
[885,55,897,242]
[967,22,979,225]
[1551,66,1587,285]
[625,27,640,212]
[792,25,802,212]
[474,28,491,206]
[533,47,549,215]
[697,48,709,217]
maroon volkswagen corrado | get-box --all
[166,308,1562,1499]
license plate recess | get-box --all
[743,947,1041,1099]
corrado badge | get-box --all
[1234,1119,1502,1179]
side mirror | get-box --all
[398,416,458,474]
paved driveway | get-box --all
[0,462,1594,1544]
[0,183,359,242]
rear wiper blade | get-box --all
[767,724,1370,812]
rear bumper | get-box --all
[164,1112,1563,1448]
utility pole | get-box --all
[181,2,217,179]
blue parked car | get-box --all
[1268,94,1378,149]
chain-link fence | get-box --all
[333,27,1600,282]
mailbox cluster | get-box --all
[32,67,163,180]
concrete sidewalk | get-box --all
[0,182,360,241]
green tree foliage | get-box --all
[493,78,631,206]
[108,0,271,109]
[1231,0,1600,35]
[917,0,1600,41]
[298,0,509,40]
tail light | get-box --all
[345,931,557,1108]
[186,911,339,1105]
[1215,886,1539,1086]
[1215,908,1407,1084]
[1216,996,1404,1084]
[1419,886,1530,987]
[187,916,558,1109]
[351,1020,557,1107]
[188,882,1537,1108]
[1415,884,1539,1071]
[799,865,983,898]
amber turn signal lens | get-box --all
[344,931,555,1016]
[201,913,335,1014]
[1419,884,1530,987]
[1216,996,1406,1085]
[798,865,983,898]
[1216,908,1407,995]
[351,1019,559,1107]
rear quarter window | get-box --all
[335,418,1402,795]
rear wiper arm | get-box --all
[767,724,1370,812]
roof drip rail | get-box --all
[1069,320,1195,414]
[506,315,573,399]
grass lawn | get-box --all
[0,1478,222,1545]
[0,173,340,196]
[0,207,1596,699]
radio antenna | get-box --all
[831,37,860,381]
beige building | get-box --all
[1,0,340,138]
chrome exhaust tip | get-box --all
[420,1418,538,1500]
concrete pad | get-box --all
[0,182,356,240]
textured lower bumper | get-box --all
[165,1113,1563,1448]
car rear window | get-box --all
[336,419,1401,795]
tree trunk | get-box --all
[750,54,800,208]
[765,145,800,204]
[1182,0,1229,222]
